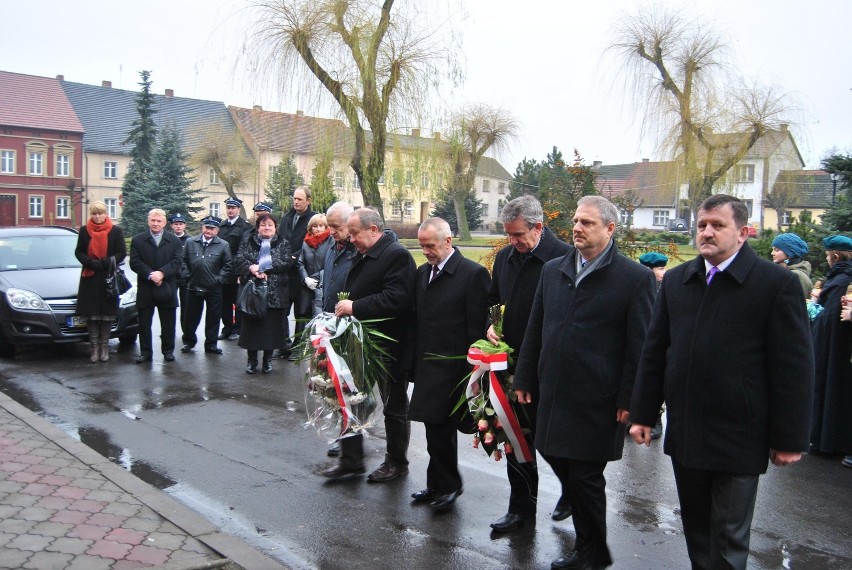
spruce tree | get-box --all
[308,151,338,215]
[432,191,484,235]
[120,70,158,234]
[265,154,303,215]
[144,124,204,224]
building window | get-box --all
[268,165,278,180]
[734,164,755,183]
[482,204,490,217]
[391,200,401,217]
[1,150,15,173]
[378,173,385,185]
[56,197,70,219]
[781,211,792,225]
[210,203,221,218]
[56,154,70,177]
[392,169,403,186]
[104,198,117,219]
[482,179,491,193]
[29,152,44,175]
[742,199,754,218]
[619,209,630,225]
[334,171,344,188]
[405,170,413,187]
[404,200,413,217]
[104,161,117,179]
[653,210,670,226]
[421,172,429,189]
[209,169,220,185]
[498,182,506,194]
[29,196,43,218]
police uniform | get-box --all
[218,198,251,339]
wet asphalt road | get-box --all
[0,319,850,569]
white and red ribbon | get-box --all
[466,347,533,463]
[311,321,359,436]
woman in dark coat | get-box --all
[297,214,333,317]
[235,213,291,374]
[74,201,126,363]
[810,235,852,463]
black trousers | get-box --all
[543,455,612,568]
[181,289,223,349]
[339,371,410,470]
[424,422,462,494]
[221,282,240,334]
[138,305,176,357]
[506,431,538,516]
[672,458,759,570]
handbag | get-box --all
[105,257,132,301]
[237,278,268,318]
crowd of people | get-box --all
[73,190,851,570]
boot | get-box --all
[650,410,664,440]
[87,321,99,363]
[262,351,273,374]
[245,351,258,375]
[98,320,112,362]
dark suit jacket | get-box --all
[630,242,814,475]
[129,231,184,309]
[513,242,655,462]
[409,249,491,424]
[280,207,316,302]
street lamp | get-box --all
[830,172,838,205]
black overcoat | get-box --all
[280,207,316,303]
[129,232,184,309]
[74,224,126,317]
[513,242,655,462]
[409,249,490,424]
[630,243,815,474]
[810,259,852,454]
[235,234,292,309]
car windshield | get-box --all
[0,235,80,270]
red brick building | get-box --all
[0,71,85,227]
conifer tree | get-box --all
[265,154,303,215]
[144,125,204,223]
[120,70,158,234]
[308,151,338,215]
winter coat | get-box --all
[810,259,852,454]
[217,217,251,283]
[297,234,333,316]
[279,207,316,304]
[787,259,813,299]
[74,224,126,317]
[409,249,491,423]
[182,235,233,293]
[129,231,183,309]
[321,240,357,313]
[235,234,292,309]
[513,242,656,462]
[631,242,815,474]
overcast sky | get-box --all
[3,0,850,172]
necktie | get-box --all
[430,264,439,282]
[706,266,719,285]
[581,259,589,269]
[292,214,299,230]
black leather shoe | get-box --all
[245,361,258,374]
[411,488,435,502]
[262,360,273,374]
[321,463,366,479]
[228,333,240,341]
[217,331,230,340]
[490,512,534,533]
[134,355,152,364]
[205,347,223,354]
[551,551,584,570]
[429,488,462,511]
[180,345,193,353]
[552,500,572,521]
[367,462,408,483]
[163,353,175,362]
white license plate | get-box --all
[67,316,87,328]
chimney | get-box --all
[411,128,420,138]
[780,123,788,132]
[296,110,305,116]
[55,74,64,81]
[165,89,174,97]
[433,132,441,141]
[642,158,649,163]
[253,104,263,111]
[592,160,602,168]
[102,80,112,88]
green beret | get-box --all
[639,252,669,268]
[823,235,852,252]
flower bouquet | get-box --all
[300,294,392,443]
[452,305,534,463]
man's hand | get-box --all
[616,408,630,424]
[486,324,501,346]
[769,449,802,466]
[630,423,652,446]
[335,299,354,317]
[305,277,319,290]
[149,270,164,285]
[515,389,532,404]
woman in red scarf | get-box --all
[74,201,126,362]
[297,214,333,318]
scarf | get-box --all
[304,229,331,249]
[258,238,273,272]
[83,216,113,278]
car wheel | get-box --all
[0,331,16,359]
[118,332,137,346]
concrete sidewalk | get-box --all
[0,391,286,570]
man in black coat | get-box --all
[325,207,416,483]
[513,196,655,570]
[129,208,184,364]
[180,216,233,355]
[629,194,814,570]
[168,213,190,333]
[217,197,251,340]
[409,218,490,511]
[486,195,572,533]
[278,186,316,354]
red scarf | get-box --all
[83,216,113,277]
[304,229,330,249]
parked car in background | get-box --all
[666,218,689,233]
[0,226,138,357]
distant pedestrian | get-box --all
[218,197,251,340]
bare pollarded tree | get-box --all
[246,0,464,218]
[609,5,795,227]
